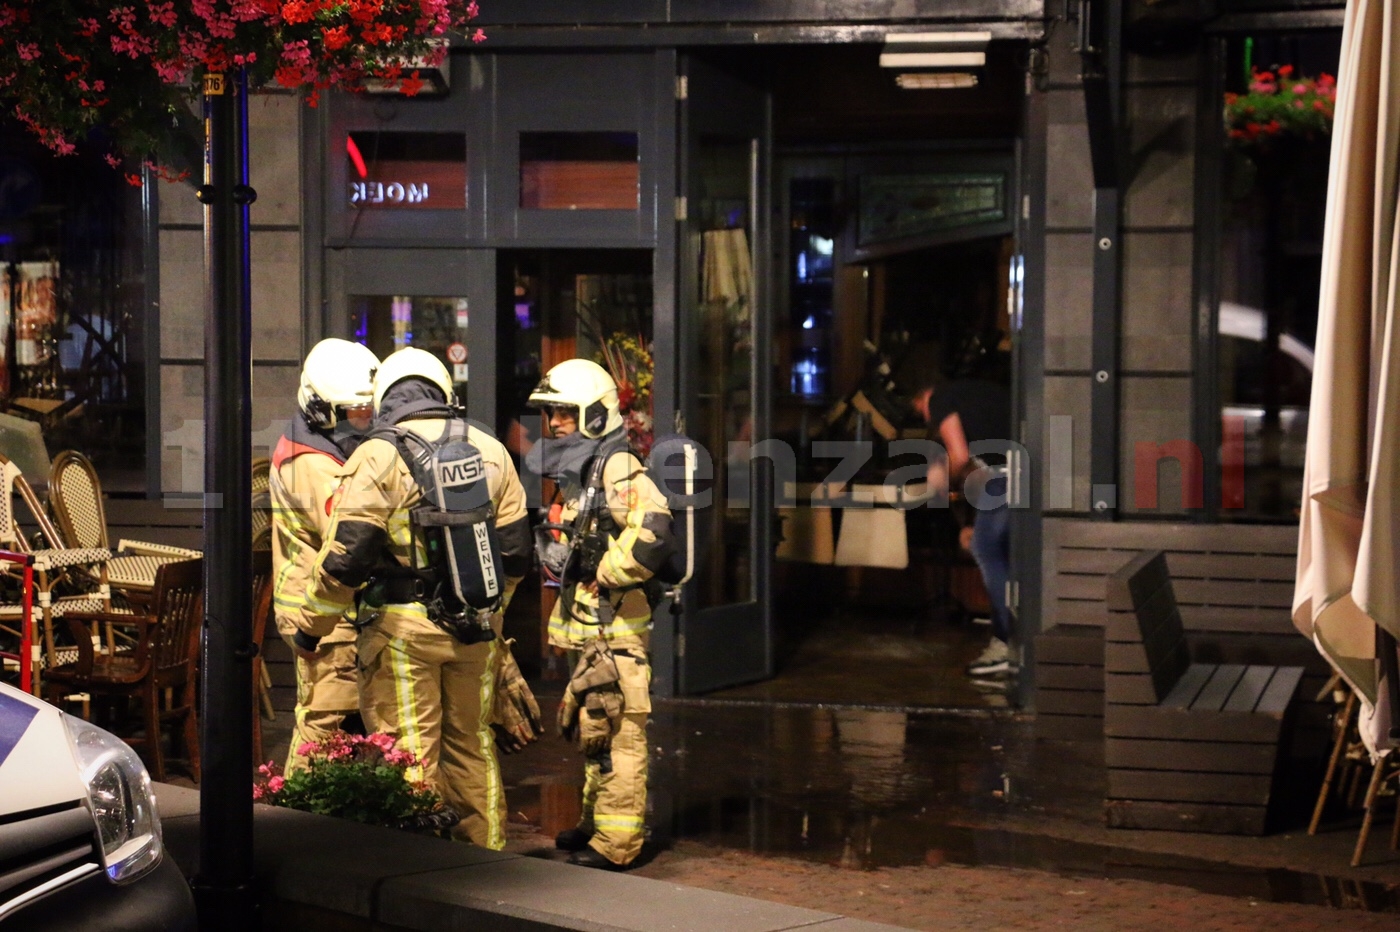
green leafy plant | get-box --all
[0,0,485,179]
[1224,64,1337,148]
[254,732,456,832]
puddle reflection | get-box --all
[669,795,1400,913]
[503,699,1399,914]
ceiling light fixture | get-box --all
[895,72,980,90]
[880,31,992,70]
[882,31,991,90]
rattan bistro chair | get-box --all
[250,548,274,763]
[43,558,204,782]
[0,454,118,691]
[251,456,273,552]
[49,450,201,601]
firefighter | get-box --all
[526,358,673,870]
[294,347,532,849]
[271,338,380,774]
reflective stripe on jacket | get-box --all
[547,449,671,650]
[271,445,358,646]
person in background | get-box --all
[270,338,380,773]
[912,374,1014,677]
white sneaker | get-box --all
[966,639,1011,676]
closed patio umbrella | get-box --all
[1293,0,1400,754]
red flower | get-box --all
[282,0,315,24]
[274,64,305,87]
[1278,63,1294,77]
[617,382,637,412]
[322,24,350,50]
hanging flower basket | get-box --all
[1224,65,1336,149]
[0,1,485,180]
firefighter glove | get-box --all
[557,687,580,743]
[568,639,621,694]
[491,639,543,754]
[578,686,623,757]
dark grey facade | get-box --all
[150,0,1344,701]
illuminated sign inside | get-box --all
[345,131,466,211]
[350,181,432,206]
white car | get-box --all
[0,680,196,929]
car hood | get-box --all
[0,682,86,815]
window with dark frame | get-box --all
[1213,31,1340,521]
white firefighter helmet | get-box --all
[373,346,456,414]
[297,338,380,429]
[527,358,622,439]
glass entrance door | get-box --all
[326,248,498,428]
[677,56,773,694]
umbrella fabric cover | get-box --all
[1293,0,1400,755]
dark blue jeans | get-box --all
[968,475,1011,643]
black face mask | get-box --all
[524,430,601,486]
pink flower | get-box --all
[153,58,189,84]
[146,1,177,28]
[16,43,39,61]
[470,28,486,43]
[267,775,285,793]
[281,38,312,67]
[384,748,417,767]
[1291,83,1308,95]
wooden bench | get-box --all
[1103,550,1305,835]
[1035,625,1104,740]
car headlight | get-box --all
[62,715,163,883]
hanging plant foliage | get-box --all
[1224,65,1337,149]
[0,0,484,181]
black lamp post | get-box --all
[190,68,257,929]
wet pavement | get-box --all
[261,609,1400,919]
[502,697,1400,915]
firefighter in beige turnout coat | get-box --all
[293,348,532,849]
[271,338,380,774]
[527,359,673,870]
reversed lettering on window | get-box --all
[349,181,432,207]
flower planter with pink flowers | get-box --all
[254,732,458,836]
